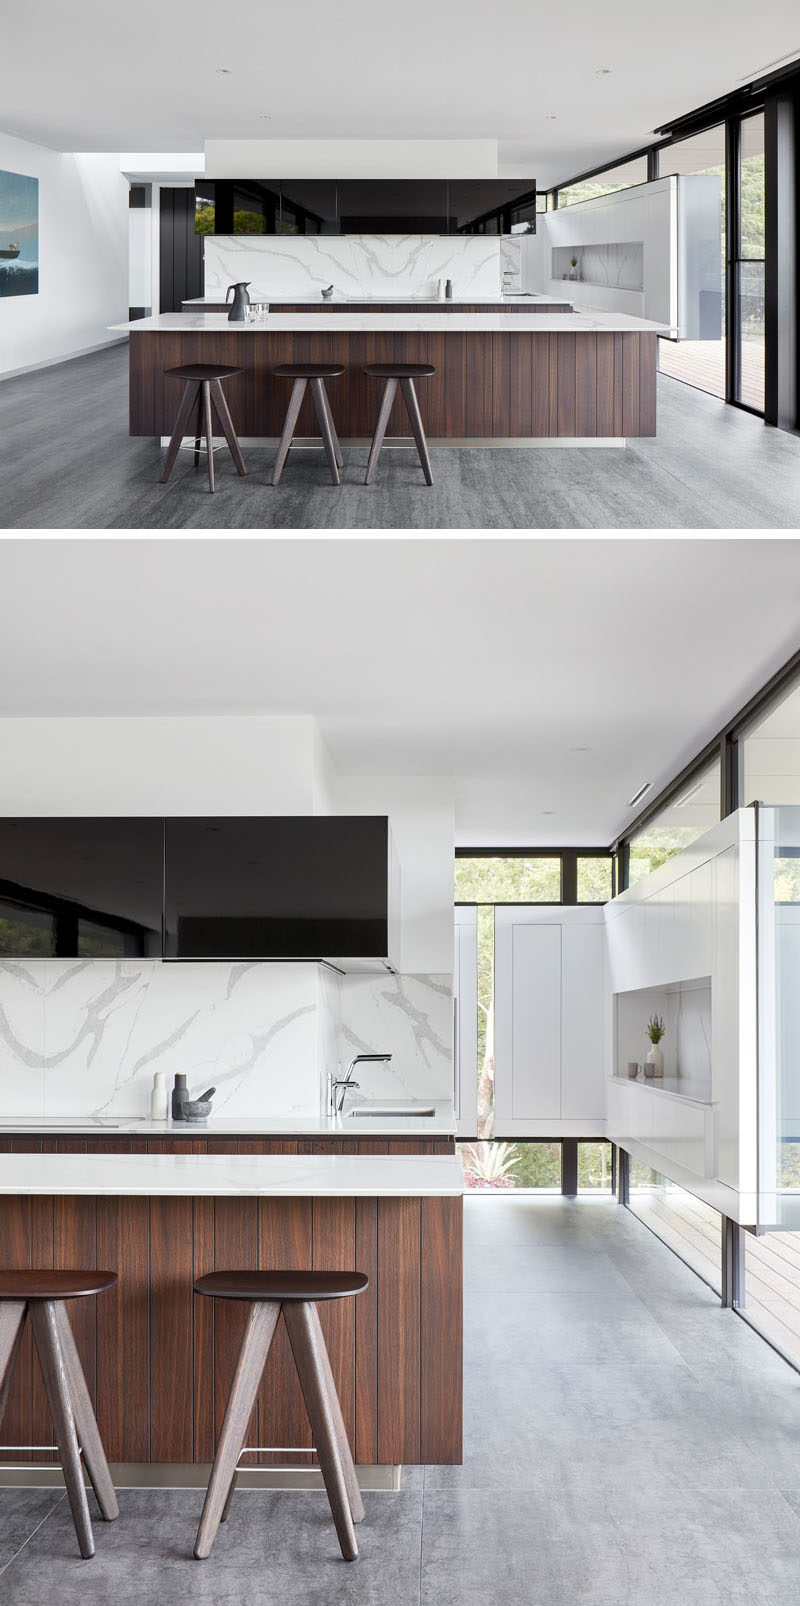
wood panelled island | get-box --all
[118,308,669,444]
[0,1138,463,1480]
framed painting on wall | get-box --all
[0,169,38,297]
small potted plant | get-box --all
[569,255,579,281]
[645,1014,665,1077]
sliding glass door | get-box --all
[733,113,766,412]
[657,126,727,400]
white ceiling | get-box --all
[1,538,799,846]
[2,1,798,186]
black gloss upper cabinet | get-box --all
[336,179,448,234]
[278,180,338,235]
[195,180,282,235]
[447,180,537,233]
[0,818,164,959]
[164,817,399,966]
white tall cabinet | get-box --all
[493,906,606,1138]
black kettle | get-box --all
[225,281,251,322]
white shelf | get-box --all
[609,1074,713,1109]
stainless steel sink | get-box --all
[347,1106,436,1118]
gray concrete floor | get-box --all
[3,343,800,529]
[4,1196,800,1603]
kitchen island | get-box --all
[117,306,670,444]
[0,1144,462,1480]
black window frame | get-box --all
[454,847,615,906]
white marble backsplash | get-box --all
[338,974,453,1101]
[0,960,324,1119]
[204,235,503,300]
[0,960,453,1118]
[500,237,522,292]
[552,242,644,292]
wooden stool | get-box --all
[193,1269,368,1561]
[364,362,435,486]
[161,363,246,493]
[272,363,345,486]
[0,1270,119,1558]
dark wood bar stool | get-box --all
[272,362,345,486]
[364,362,435,486]
[0,1270,119,1558]
[193,1269,368,1562]
[161,363,246,493]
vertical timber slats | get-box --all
[0,1134,461,1467]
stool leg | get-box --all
[211,379,247,476]
[318,384,344,468]
[307,1303,364,1524]
[272,378,307,485]
[400,378,434,485]
[219,1468,239,1523]
[311,379,341,486]
[194,1300,281,1560]
[54,1303,118,1522]
[0,1302,26,1424]
[160,379,201,483]
[193,436,201,468]
[29,1301,94,1560]
[202,381,215,493]
[365,377,398,485]
[283,1301,358,1561]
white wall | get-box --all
[0,715,329,816]
[204,139,498,178]
[334,775,455,974]
[0,130,128,378]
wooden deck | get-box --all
[630,1182,800,1368]
[659,338,764,412]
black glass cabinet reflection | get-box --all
[0,819,164,958]
[164,816,390,959]
[194,179,537,236]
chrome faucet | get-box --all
[328,1053,393,1117]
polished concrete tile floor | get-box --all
[3,343,800,529]
[4,1196,800,1603]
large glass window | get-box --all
[742,674,800,807]
[454,856,561,902]
[657,126,727,400]
[627,755,722,884]
[577,856,613,902]
[628,1161,722,1292]
[735,113,766,412]
[556,155,649,208]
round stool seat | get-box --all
[0,1269,117,1301]
[164,362,242,382]
[273,362,345,379]
[365,362,435,379]
[194,1269,368,1303]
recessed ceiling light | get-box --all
[259,114,271,120]
[595,67,612,75]
[541,809,555,815]
[216,67,232,74]
[545,114,558,120]
[627,781,652,808]
[570,745,590,752]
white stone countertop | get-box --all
[0,1099,457,1138]
[0,1151,464,1197]
[115,308,671,336]
[181,293,572,307]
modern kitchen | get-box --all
[3,0,800,530]
[3,536,800,1605]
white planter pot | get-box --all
[646,1044,664,1078]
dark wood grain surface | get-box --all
[0,1135,462,1467]
[130,329,658,440]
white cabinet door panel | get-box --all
[562,920,606,1120]
[510,924,562,1120]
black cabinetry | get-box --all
[194,178,536,236]
[0,816,397,967]
[0,818,163,958]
